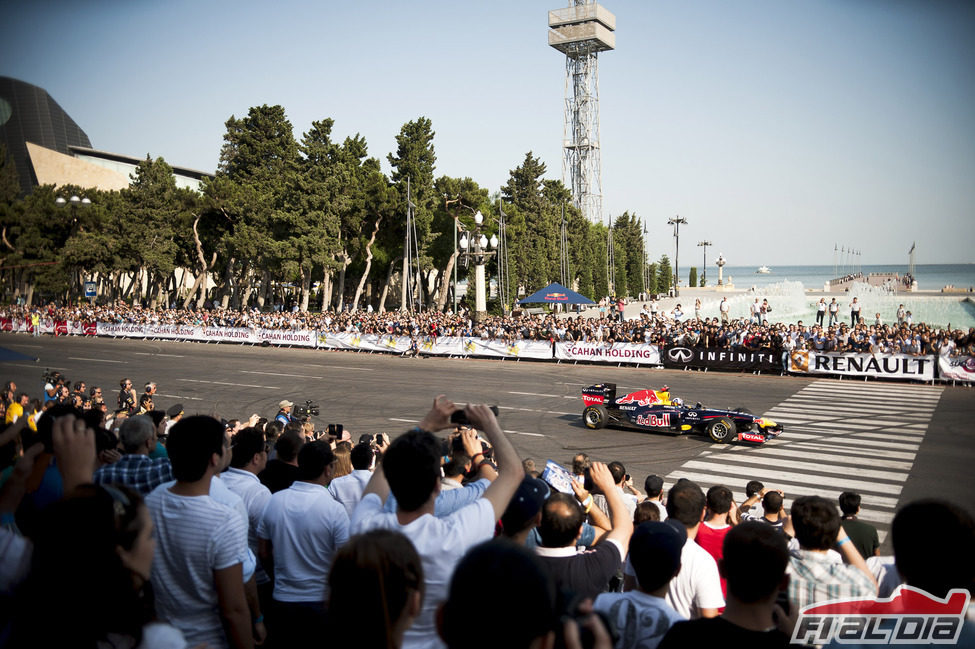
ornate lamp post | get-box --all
[458,211,499,321]
[716,253,727,286]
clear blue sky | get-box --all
[2,0,973,266]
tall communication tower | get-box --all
[548,1,615,225]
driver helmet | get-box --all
[672,397,683,406]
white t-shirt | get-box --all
[258,481,350,602]
[145,486,249,649]
[593,590,685,649]
[328,469,372,518]
[219,468,272,583]
[161,477,256,582]
[665,537,725,619]
[352,494,496,649]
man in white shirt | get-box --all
[662,480,725,619]
[328,441,376,517]
[221,427,273,599]
[145,416,254,649]
[259,441,350,649]
[352,397,523,649]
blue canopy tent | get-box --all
[516,282,595,305]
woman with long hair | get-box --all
[9,483,184,648]
[328,530,424,649]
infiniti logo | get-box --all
[668,347,693,362]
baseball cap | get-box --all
[166,403,184,419]
[279,400,294,409]
[500,476,550,533]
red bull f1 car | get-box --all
[581,383,783,444]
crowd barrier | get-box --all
[1,317,972,384]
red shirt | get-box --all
[696,522,731,599]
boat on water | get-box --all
[756,265,771,274]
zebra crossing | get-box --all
[665,379,944,542]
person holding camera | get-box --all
[275,400,294,426]
[352,395,523,649]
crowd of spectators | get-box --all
[2,299,974,360]
[0,372,973,649]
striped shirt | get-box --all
[146,485,249,649]
[788,549,876,612]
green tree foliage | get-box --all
[646,262,658,295]
[502,152,558,294]
[657,255,672,294]
[387,117,438,306]
[688,266,698,289]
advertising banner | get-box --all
[97,322,148,338]
[257,329,316,348]
[661,346,782,372]
[463,338,553,360]
[555,342,661,365]
[937,355,975,383]
[418,336,466,356]
[788,350,936,381]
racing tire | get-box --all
[583,405,608,430]
[707,417,735,443]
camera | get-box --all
[326,423,343,438]
[43,369,66,387]
[293,400,320,417]
[450,405,500,426]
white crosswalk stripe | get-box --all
[666,379,943,543]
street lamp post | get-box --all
[667,215,687,296]
[697,240,712,287]
[458,211,498,321]
[56,194,92,304]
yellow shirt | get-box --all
[5,402,23,424]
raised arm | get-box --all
[465,404,524,521]
[589,462,633,557]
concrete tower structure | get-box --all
[548,2,615,225]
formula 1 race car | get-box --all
[581,383,783,444]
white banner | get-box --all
[95,322,314,348]
[97,322,148,338]
[461,338,553,360]
[257,329,316,348]
[938,355,975,382]
[555,342,661,365]
[788,351,936,381]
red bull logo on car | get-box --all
[616,389,662,407]
[635,413,670,427]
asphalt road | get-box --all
[2,332,972,550]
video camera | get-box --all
[43,368,67,387]
[294,400,320,417]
